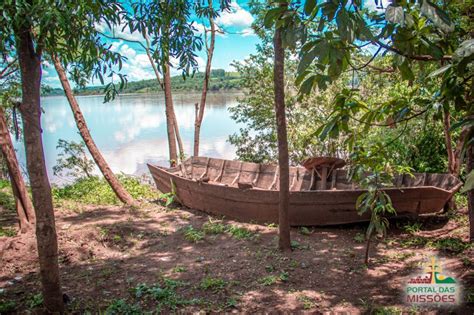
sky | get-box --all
[42,0,261,88]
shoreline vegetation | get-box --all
[42,69,242,97]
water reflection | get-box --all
[14,92,242,184]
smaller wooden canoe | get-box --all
[147,157,462,226]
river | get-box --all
[13,92,242,184]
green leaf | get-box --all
[304,0,317,16]
[385,5,404,25]
[427,64,451,78]
[461,170,474,193]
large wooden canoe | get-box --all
[147,157,462,226]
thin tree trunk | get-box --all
[16,28,64,313]
[273,22,291,251]
[443,109,455,175]
[365,236,371,265]
[144,34,184,160]
[467,144,474,242]
[163,62,178,166]
[0,106,35,232]
[194,0,216,157]
[443,109,457,211]
[52,55,138,207]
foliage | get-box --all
[43,70,241,96]
[0,299,16,313]
[225,225,254,240]
[53,139,95,179]
[105,299,141,315]
[27,293,43,309]
[52,175,155,205]
[0,227,16,237]
[182,225,205,243]
[199,276,227,292]
[202,219,226,235]
[132,279,198,311]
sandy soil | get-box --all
[0,201,473,314]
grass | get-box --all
[299,227,312,235]
[258,272,288,286]
[202,219,226,235]
[0,227,16,237]
[297,294,316,310]
[52,175,156,205]
[353,232,365,243]
[427,237,471,253]
[182,226,205,243]
[130,278,197,311]
[226,225,254,240]
[199,277,227,292]
[0,299,16,313]
[105,299,141,314]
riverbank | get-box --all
[0,180,473,313]
[43,70,242,97]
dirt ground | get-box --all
[0,199,473,314]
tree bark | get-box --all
[193,0,216,157]
[163,62,178,166]
[144,34,184,160]
[0,106,35,232]
[273,23,291,251]
[467,144,474,242]
[16,28,64,313]
[443,109,455,175]
[52,55,139,207]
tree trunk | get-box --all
[467,145,474,242]
[273,24,291,251]
[144,34,184,160]
[0,106,35,232]
[443,109,455,175]
[163,62,178,166]
[442,109,456,211]
[16,29,64,313]
[52,55,138,207]
[193,0,216,157]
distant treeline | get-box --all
[43,69,242,96]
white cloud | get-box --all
[241,27,255,37]
[95,21,145,43]
[364,0,391,12]
[216,2,254,28]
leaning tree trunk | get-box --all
[162,62,178,166]
[0,106,35,232]
[52,55,138,207]
[273,24,291,251]
[193,0,216,157]
[16,29,64,313]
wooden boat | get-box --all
[147,157,462,226]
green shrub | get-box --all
[52,175,155,205]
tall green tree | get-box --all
[1,0,127,311]
[130,0,203,166]
[265,0,473,240]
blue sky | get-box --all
[42,0,261,88]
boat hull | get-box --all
[148,163,458,226]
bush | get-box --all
[52,175,156,205]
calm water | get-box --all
[14,92,242,184]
